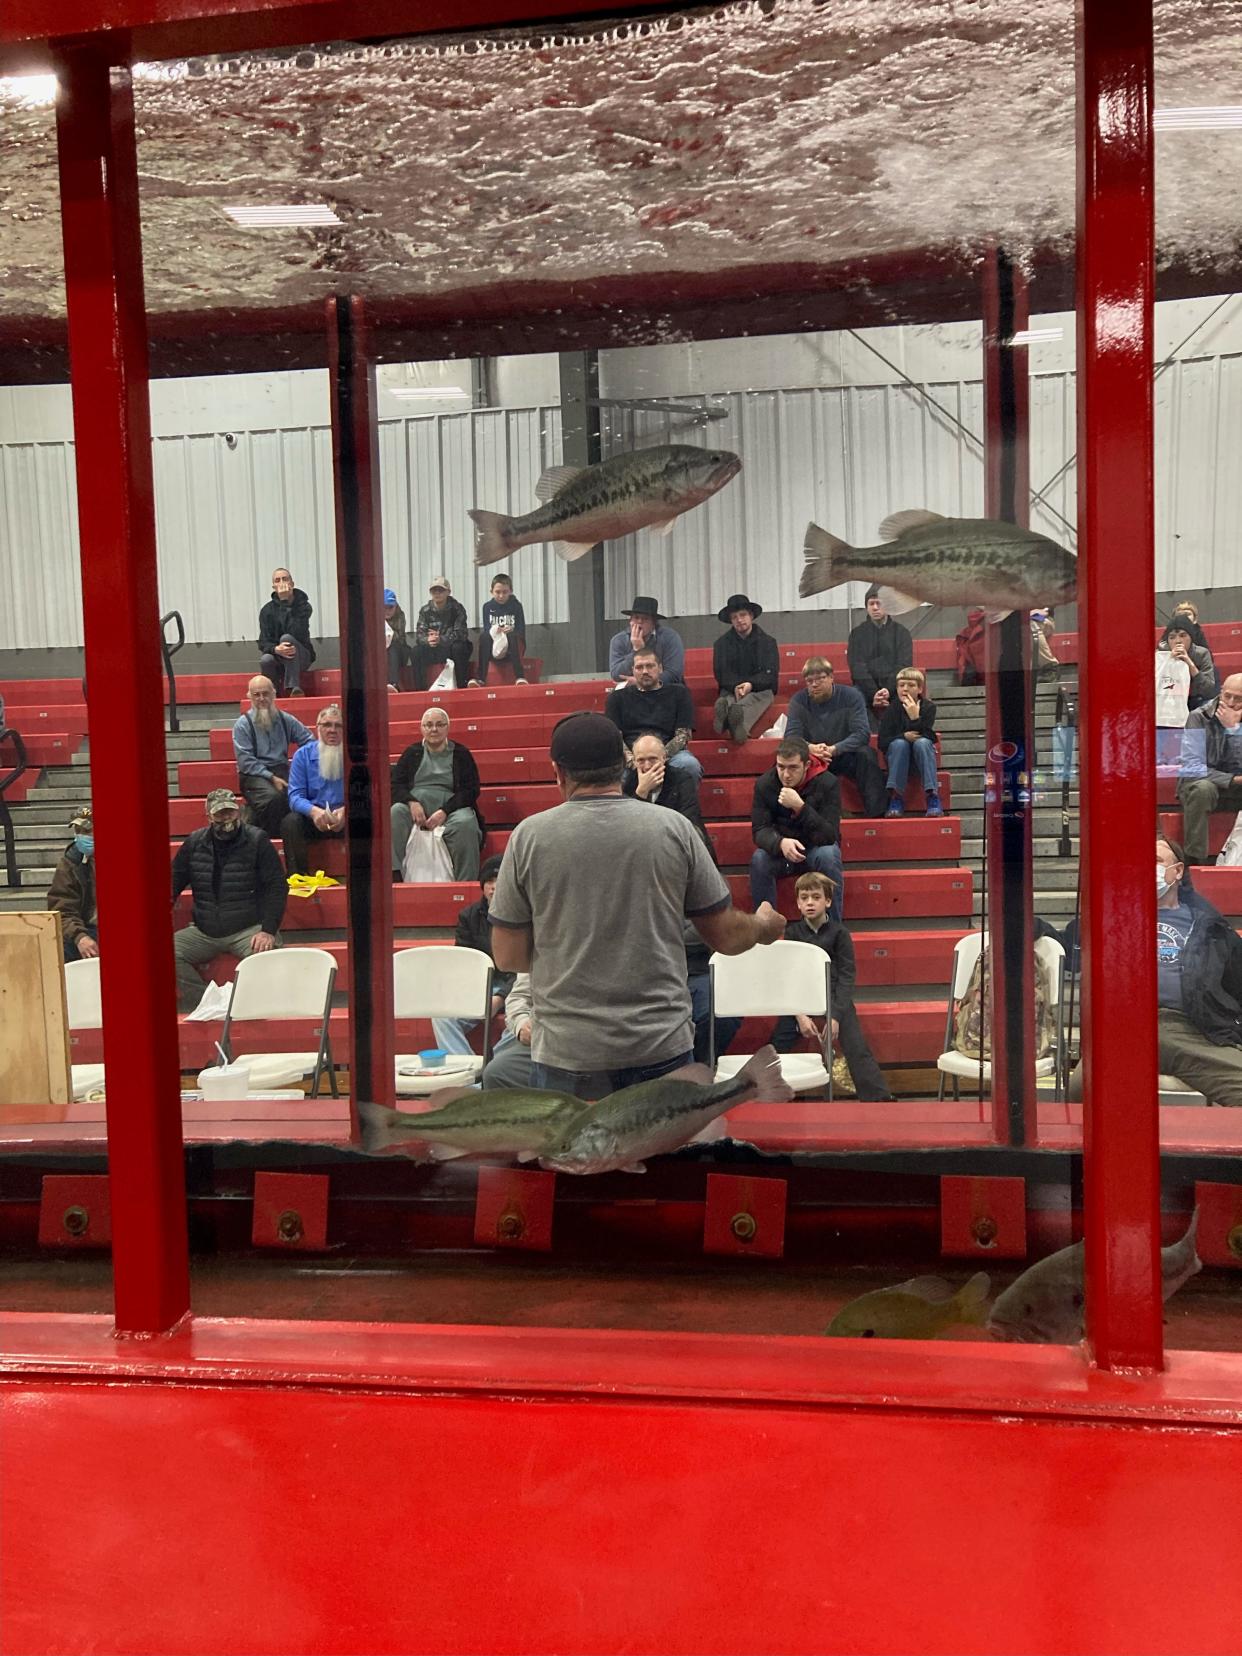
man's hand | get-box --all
[873,688,890,708]
[409,800,428,827]
[77,935,99,960]
[1217,701,1242,730]
[276,641,296,660]
[807,741,833,763]
[754,901,786,943]
[629,620,647,648]
[830,1018,840,1041]
[796,1013,821,1043]
[778,786,804,814]
[425,809,447,831]
[518,1022,533,1046]
[310,805,332,830]
[490,994,506,1019]
[635,763,665,800]
[1170,640,1190,662]
[251,931,276,953]
[899,692,919,718]
[734,681,752,699]
[272,774,288,791]
[778,836,806,863]
[905,730,919,743]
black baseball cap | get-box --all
[549,711,623,771]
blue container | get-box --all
[418,1049,448,1067]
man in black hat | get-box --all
[712,594,780,744]
[489,712,785,1099]
[847,587,914,726]
[608,595,685,686]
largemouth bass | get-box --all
[357,1087,589,1161]
[799,508,1077,618]
[825,1272,991,1340]
[470,444,741,565]
[539,1046,793,1176]
[987,1209,1200,1344]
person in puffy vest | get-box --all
[171,788,287,1010]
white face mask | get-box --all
[1156,863,1172,897]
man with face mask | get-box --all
[171,789,286,1011]
[47,804,99,962]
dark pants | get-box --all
[749,843,843,920]
[410,639,474,691]
[1178,778,1242,863]
[773,1006,892,1100]
[829,746,888,817]
[63,926,97,964]
[1069,1007,1242,1106]
[259,635,311,695]
[476,630,527,683]
[240,763,289,838]
[530,1048,694,1101]
[688,972,743,1066]
[387,636,410,689]
[280,809,343,876]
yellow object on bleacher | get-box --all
[286,871,342,898]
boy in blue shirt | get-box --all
[471,573,528,685]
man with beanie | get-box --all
[489,711,786,1099]
[847,587,914,724]
[170,789,286,1010]
[47,804,99,962]
[409,576,473,691]
[712,594,779,743]
[432,853,514,1056]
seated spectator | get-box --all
[432,854,514,1056]
[771,872,895,1102]
[1158,620,1215,713]
[47,804,98,963]
[384,588,410,690]
[1177,673,1242,864]
[480,971,535,1090]
[471,572,529,686]
[847,586,913,725]
[257,567,315,697]
[281,704,346,876]
[750,736,844,921]
[605,648,703,784]
[621,733,711,848]
[712,593,779,744]
[409,576,473,691]
[171,789,285,1011]
[684,920,741,1068]
[785,656,887,818]
[233,676,313,838]
[1030,609,1060,681]
[878,667,942,817]
[391,707,485,882]
[608,595,685,686]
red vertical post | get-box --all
[1077,0,1162,1369]
[982,249,1037,1147]
[327,296,395,1117]
[55,52,189,1333]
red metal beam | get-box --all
[54,52,190,1335]
[1076,0,1162,1369]
[327,295,395,1117]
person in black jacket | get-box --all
[749,737,844,920]
[390,707,485,881]
[847,586,914,725]
[712,594,779,744]
[258,567,316,697]
[409,576,474,691]
[877,667,942,817]
[621,733,713,854]
[431,854,515,1055]
[771,872,894,1100]
[170,788,286,1010]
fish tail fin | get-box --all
[957,1270,993,1324]
[1178,1205,1202,1276]
[357,1099,403,1156]
[469,508,515,567]
[799,522,854,599]
[735,1044,795,1103]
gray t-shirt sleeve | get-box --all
[488,829,532,928]
[684,828,731,917]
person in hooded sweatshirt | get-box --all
[847,585,914,726]
[47,804,99,963]
[257,566,316,696]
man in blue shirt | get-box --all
[784,656,887,818]
[280,703,346,875]
[232,676,313,837]
[608,596,685,686]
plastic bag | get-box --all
[762,713,788,741]
[403,823,455,883]
[185,979,232,1022]
[1217,812,1242,868]
[490,621,509,660]
[428,659,456,691]
[1155,650,1191,729]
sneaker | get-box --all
[515,677,529,685]
[925,792,944,818]
[387,683,399,693]
[287,687,305,698]
[468,679,483,688]
[885,794,904,817]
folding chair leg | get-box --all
[937,1072,946,1102]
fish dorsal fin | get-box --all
[667,1063,716,1086]
[554,540,597,562]
[658,519,677,537]
[901,1275,958,1301]
[535,464,584,504]
[875,584,924,617]
[877,508,946,542]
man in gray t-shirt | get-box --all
[490,712,785,1098]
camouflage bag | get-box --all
[952,945,1057,1061]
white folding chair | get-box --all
[937,932,1065,1100]
[709,939,834,1095]
[221,947,338,1096]
[64,955,106,1101]
[393,945,495,1095]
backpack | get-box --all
[952,944,1057,1061]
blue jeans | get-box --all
[666,749,703,784]
[530,1048,694,1102]
[431,1016,478,1056]
[749,842,843,920]
[884,736,938,795]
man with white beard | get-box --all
[232,676,313,837]
[281,704,347,875]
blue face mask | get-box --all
[74,834,94,856]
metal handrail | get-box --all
[0,724,29,888]
[1054,684,1078,860]
[160,608,186,734]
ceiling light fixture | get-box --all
[1154,106,1242,131]
[1006,328,1063,345]
[388,386,469,400]
[222,204,342,227]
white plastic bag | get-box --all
[1154,650,1191,729]
[428,659,456,691]
[1217,811,1242,868]
[762,713,788,741]
[402,823,455,883]
[185,979,232,1022]
[489,620,509,660]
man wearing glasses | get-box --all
[281,703,347,876]
[784,657,887,818]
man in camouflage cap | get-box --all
[169,788,286,1010]
[47,803,98,962]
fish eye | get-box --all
[861,1328,875,1338]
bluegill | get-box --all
[825,1272,991,1340]
[987,1209,1201,1344]
[539,1046,793,1176]
[800,509,1077,619]
[358,1088,588,1161]
[470,444,741,565]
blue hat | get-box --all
[383,588,397,607]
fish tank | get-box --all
[2,0,1241,1366]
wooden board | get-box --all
[0,913,72,1105]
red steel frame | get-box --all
[7,0,1165,1370]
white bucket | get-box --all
[197,1063,250,1100]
